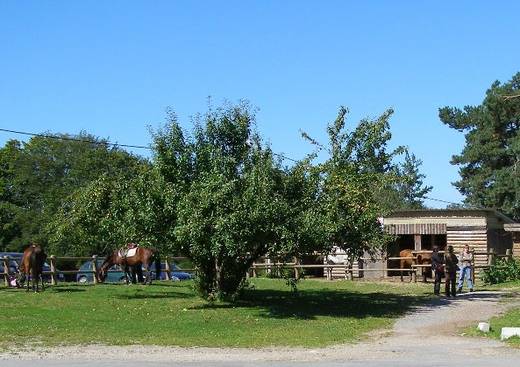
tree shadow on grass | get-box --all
[116,291,194,300]
[192,288,432,320]
[50,287,86,293]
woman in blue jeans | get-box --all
[458,244,474,293]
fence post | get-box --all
[50,255,57,285]
[471,251,476,286]
[488,248,495,266]
[164,256,171,281]
[91,255,98,284]
[252,263,257,278]
[294,257,300,279]
[506,248,513,261]
[3,256,9,287]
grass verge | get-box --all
[466,281,520,347]
[0,278,431,348]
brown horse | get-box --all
[399,249,432,282]
[98,244,161,285]
[18,244,47,292]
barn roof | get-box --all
[385,208,516,224]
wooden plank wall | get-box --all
[513,233,520,258]
[446,226,488,274]
[329,257,361,278]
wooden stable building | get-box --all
[504,223,520,258]
[381,209,515,277]
[352,209,516,280]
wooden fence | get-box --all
[250,248,515,283]
[1,255,194,287]
[2,248,515,287]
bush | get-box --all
[481,258,520,284]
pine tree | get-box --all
[439,72,520,219]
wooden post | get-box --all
[471,251,476,286]
[252,263,257,278]
[3,256,9,287]
[294,257,300,279]
[414,234,422,251]
[91,255,98,284]
[50,255,57,285]
[506,248,513,261]
[266,258,272,276]
[488,248,495,266]
[348,263,354,281]
[164,256,171,281]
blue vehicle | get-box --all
[149,262,193,281]
[76,260,193,283]
[0,252,64,282]
[0,256,19,276]
[76,260,126,283]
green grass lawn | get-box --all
[0,279,431,348]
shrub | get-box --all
[481,258,520,284]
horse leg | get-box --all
[124,265,131,285]
[400,260,404,282]
[26,272,30,292]
[141,262,149,285]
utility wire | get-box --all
[0,126,460,205]
[0,128,152,150]
[423,196,463,206]
[1,127,300,162]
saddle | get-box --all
[119,243,139,258]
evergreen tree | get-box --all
[439,73,520,219]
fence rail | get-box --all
[1,254,194,287]
[2,247,514,287]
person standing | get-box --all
[458,244,474,293]
[444,245,459,297]
[431,246,444,296]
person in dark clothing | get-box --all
[431,246,444,296]
[444,245,459,297]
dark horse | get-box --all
[399,249,432,282]
[18,244,47,292]
[98,244,161,285]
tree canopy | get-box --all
[439,72,520,220]
[0,132,145,250]
[0,101,433,300]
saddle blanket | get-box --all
[119,247,138,258]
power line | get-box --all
[0,128,152,150]
[0,127,462,205]
[0,127,301,162]
[423,196,463,206]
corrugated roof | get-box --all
[385,208,516,224]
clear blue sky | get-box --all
[1,1,519,207]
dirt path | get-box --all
[2,291,520,365]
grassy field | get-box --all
[0,278,431,348]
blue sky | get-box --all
[1,1,519,207]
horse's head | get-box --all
[98,257,112,283]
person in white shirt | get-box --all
[458,244,474,293]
